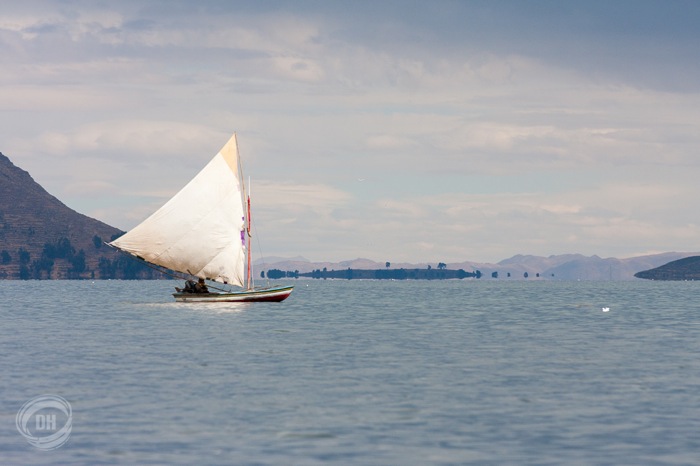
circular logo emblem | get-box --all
[16,395,72,450]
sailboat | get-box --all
[108,133,294,303]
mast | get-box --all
[246,185,252,289]
[235,134,252,290]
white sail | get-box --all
[109,134,247,287]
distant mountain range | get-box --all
[256,252,700,281]
[1,150,697,280]
[0,151,158,279]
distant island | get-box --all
[634,256,700,281]
[266,266,482,280]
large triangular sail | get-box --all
[109,134,247,287]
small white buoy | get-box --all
[602,307,610,312]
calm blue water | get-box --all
[1,279,700,465]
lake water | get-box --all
[1,279,700,465]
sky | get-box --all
[2,0,700,264]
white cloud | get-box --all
[254,181,353,214]
[2,1,700,263]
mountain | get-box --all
[486,252,698,280]
[0,151,157,279]
[634,256,700,280]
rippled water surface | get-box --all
[2,279,700,465]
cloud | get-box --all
[2,1,700,263]
[254,181,353,214]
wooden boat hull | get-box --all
[173,285,294,303]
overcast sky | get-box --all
[2,1,700,263]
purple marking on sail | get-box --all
[241,217,246,245]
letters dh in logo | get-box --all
[16,395,72,450]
